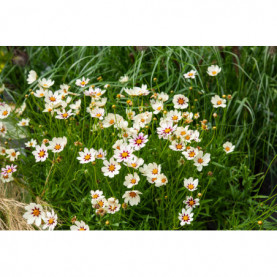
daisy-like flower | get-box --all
[42,210,58,231]
[101,157,121,178]
[69,99,82,112]
[155,173,168,187]
[193,151,211,171]
[27,70,37,84]
[77,147,96,164]
[0,146,6,155]
[223,141,235,154]
[169,140,186,152]
[133,112,152,130]
[45,90,62,105]
[112,139,126,151]
[166,110,182,123]
[90,190,104,203]
[17,118,30,127]
[88,107,105,120]
[184,70,197,79]
[125,155,144,169]
[1,164,17,175]
[0,122,7,137]
[157,121,177,139]
[106,197,121,214]
[157,92,169,102]
[123,190,142,206]
[113,144,134,163]
[141,162,162,178]
[211,95,226,108]
[38,78,54,89]
[119,75,129,83]
[25,139,37,148]
[123,172,140,188]
[126,109,136,120]
[184,196,200,209]
[129,132,148,151]
[95,148,107,160]
[207,65,221,76]
[150,100,164,114]
[0,173,14,183]
[70,220,90,231]
[48,137,67,153]
[102,113,117,128]
[184,177,199,191]
[92,197,107,211]
[34,87,47,98]
[124,84,150,96]
[76,77,90,87]
[0,104,11,119]
[23,203,45,227]
[55,109,74,119]
[173,94,189,109]
[6,149,20,161]
[182,147,199,160]
[84,87,106,98]
[178,208,194,226]
[32,144,49,162]
[92,97,107,107]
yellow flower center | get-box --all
[131,178,136,184]
[121,152,128,158]
[182,215,189,221]
[129,191,137,198]
[7,168,12,173]
[188,184,194,190]
[172,115,178,120]
[39,150,45,157]
[131,163,137,168]
[197,158,203,164]
[54,144,61,150]
[217,100,222,105]
[178,98,184,104]
[212,71,217,75]
[62,113,68,118]
[164,128,171,134]
[2,110,8,116]
[140,118,145,123]
[162,178,167,183]
[136,139,142,144]
[48,218,54,225]
[108,164,115,172]
[32,208,40,217]
[225,146,230,151]
[152,168,158,174]
[92,194,99,199]
[81,81,86,86]
[189,151,195,157]
[84,154,91,160]
[49,96,56,102]
[79,227,85,231]
[97,154,103,158]
[189,200,194,206]
[181,131,186,136]
[109,119,114,124]
[176,144,183,149]
[188,72,193,76]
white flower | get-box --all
[43,210,58,231]
[102,113,119,128]
[124,155,144,169]
[0,122,7,137]
[151,100,163,114]
[140,162,161,178]
[207,65,221,76]
[178,208,194,226]
[23,203,45,227]
[184,70,197,79]
[129,132,148,150]
[0,173,14,183]
[169,140,186,152]
[184,177,199,191]
[45,90,62,105]
[113,144,134,163]
[55,109,74,119]
[88,107,105,120]
[106,197,121,214]
[193,151,211,171]
[101,157,121,178]
[184,196,200,209]
[92,197,107,210]
[173,94,189,109]
[38,78,54,89]
[124,84,150,96]
[95,148,107,160]
[126,109,136,120]
[157,121,177,139]
[32,144,48,162]
[0,104,11,119]
[75,77,90,87]
[48,137,67,153]
[90,190,104,203]
[1,164,17,175]
[34,87,47,98]
[77,147,96,164]
[70,220,90,231]
[0,146,6,155]
[165,110,182,123]
[84,87,106,98]
[223,141,235,153]
[182,147,199,160]
[123,190,142,206]
[17,118,30,126]
[133,112,152,130]
[27,70,37,84]
[123,172,140,188]
[25,139,37,148]
[69,99,81,111]
[154,173,168,187]
[6,149,20,161]
[119,75,129,83]
[156,92,169,102]
[211,95,226,108]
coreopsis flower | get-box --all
[184,177,199,191]
[0,173,14,183]
[27,70,37,84]
[133,112,152,129]
[178,208,194,226]
[75,77,90,87]
[119,75,129,83]
[1,164,17,175]
[17,118,30,126]
[169,140,186,152]
[84,87,105,98]
[125,155,144,169]
[70,220,90,231]
[154,173,168,187]
[166,110,182,123]
[123,172,140,188]
[102,113,118,128]
[120,127,138,140]
[0,122,7,137]
[126,109,136,120]
[123,190,142,206]
[48,137,67,153]
[34,87,47,98]
[140,162,161,178]
[184,196,200,209]
[184,70,197,79]
[77,147,96,164]
[101,157,121,178]
[23,203,45,226]
[69,99,81,112]
[92,197,107,211]
[223,141,235,153]
[150,100,164,114]
[112,139,126,151]
[193,151,211,171]
[38,78,54,89]
[92,97,107,107]
[124,84,150,96]
[211,95,226,108]
[106,197,121,214]
[0,103,11,119]
[0,146,6,155]
[95,148,107,160]
[25,139,37,148]
[194,112,200,119]
[157,121,177,139]
[45,90,62,105]
[55,109,74,119]
[113,144,134,163]
[6,149,20,161]
[90,190,104,203]
[156,92,169,102]
[42,210,58,231]
[207,65,221,76]
[32,144,49,162]
[182,147,199,160]
[88,107,105,120]
[129,132,148,150]
[173,94,189,109]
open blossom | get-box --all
[154,173,168,187]
[55,109,74,119]
[0,122,7,137]
[207,65,221,76]
[151,100,163,114]
[157,121,177,139]
[23,203,45,227]
[6,149,20,161]
[32,144,48,162]
[133,111,152,129]
[169,140,186,152]
[70,221,90,231]
[106,197,121,214]
[0,147,6,155]
[211,95,226,108]
[90,190,104,203]
[84,87,105,98]
[173,94,189,109]
[102,113,122,128]
[25,139,37,148]
[113,144,134,163]
[75,77,90,87]
[77,147,96,164]
[0,103,11,119]
[124,84,150,96]
[88,107,105,120]
[1,173,14,183]
[34,87,47,98]
[119,75,129,83]
[156,92,169,102]
[126,109,136,120]
[1,164,17,175]
[165,110,182,123]
[140,162,161,178]
[123,172,140,188]
[129,132,148,150]
[45,91,62,105]
[17,118,30,126]
[125,155,144,169]
[193,151,211,171]
[123,190,142,206]
[27,70,37,84]
[43,210,58,231]
[184,70,197,79]
[69,99,81,112]
[223,141,235,153]
[184,196,200,209]
[95,148,107,160]
[178,208,194,226]
[182,147,199,160]
[38,78,54,89]
[48,137,67,153]
[101,157,121,178]
[184,177,199,191]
